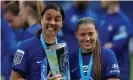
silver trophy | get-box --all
[45,43,69,80]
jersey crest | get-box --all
[14,49,24,65]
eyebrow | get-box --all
[55,15,61,18]
[46,14,51,16]
[89,32,94,33]
[46,14,61,17]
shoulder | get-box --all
[101,47,115,55]
[15,36,43,61]
[118,10,130,22]
[19,36,41,50]
[33,24,42,30]
[100,47,119,68]
[69,50,78,59]
[101,47,116,60]
[25,24,41,35]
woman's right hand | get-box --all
[48,71,62,80]
[48,74,62,80]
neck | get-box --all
[28,16,38,27]
[42,32,56,44]
[81,48,92,54]
[107,4,120,14]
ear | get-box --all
[97,31,98,36]
[96,31,98,39]
[41,15,45,25]
[41,19,43,25]
[61,21,63,27]
[26,6,32,15]
[75,32,78,39]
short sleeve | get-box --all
[12,42,28,74]
[103,48,120,79]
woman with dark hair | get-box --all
[69,17,120,80]
[10,3,70,80]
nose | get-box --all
[50,19,55,25]
[85,35,91,40]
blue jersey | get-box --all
[23,24,41,40]
[12,34,70,80]
[12,28,25,47]
[97,8,133,80]
[62,4,98,53]
[69,47,120,80]
[64,5,98,31]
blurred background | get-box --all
[1,1,133,80]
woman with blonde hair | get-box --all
[18,1,44,40]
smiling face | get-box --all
[75,23,98,52]
[41,9,63,36]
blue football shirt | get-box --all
[96,8,133,80]
[12,34,70,80]
[69,47,120,80]
[23,24,41,40]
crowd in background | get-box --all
[1,1,133,80]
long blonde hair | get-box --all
[23,1,44,23]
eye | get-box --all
[88,32,94,36]
[46,16,51,21]
[55,18,60,22]
[80,33,85,37]
[55,16,61,22]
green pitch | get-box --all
[130,55,133,80]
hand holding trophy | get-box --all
[46,43,69,80]
[48,71,63,80]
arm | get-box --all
[103,48,120,80]
[107,78,120,80]
[10,70,24,80]
[10,42,28,80]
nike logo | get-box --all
[72,68,78,72]
[37,61,42,63]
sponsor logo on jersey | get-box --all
[112,64,119,69]
[37,61,42,64]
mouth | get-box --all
[47,25,56,32]
[84,42,91,45]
